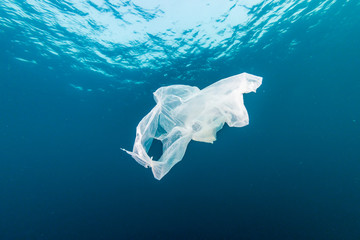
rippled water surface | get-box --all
[1,0,353,84]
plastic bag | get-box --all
[122,72,262,180]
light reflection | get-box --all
[0,0,344,81]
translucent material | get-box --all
[122,73,262,180]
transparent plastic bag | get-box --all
[122,73,262,180]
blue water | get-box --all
[1,0,360,239]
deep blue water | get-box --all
[1,0,360,239]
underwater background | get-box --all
[1,0,360,239]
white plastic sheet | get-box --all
[123,72,262,180]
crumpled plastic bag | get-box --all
[122,72,262,180]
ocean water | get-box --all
[1,0,360,239]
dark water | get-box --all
[1,0,360,239]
